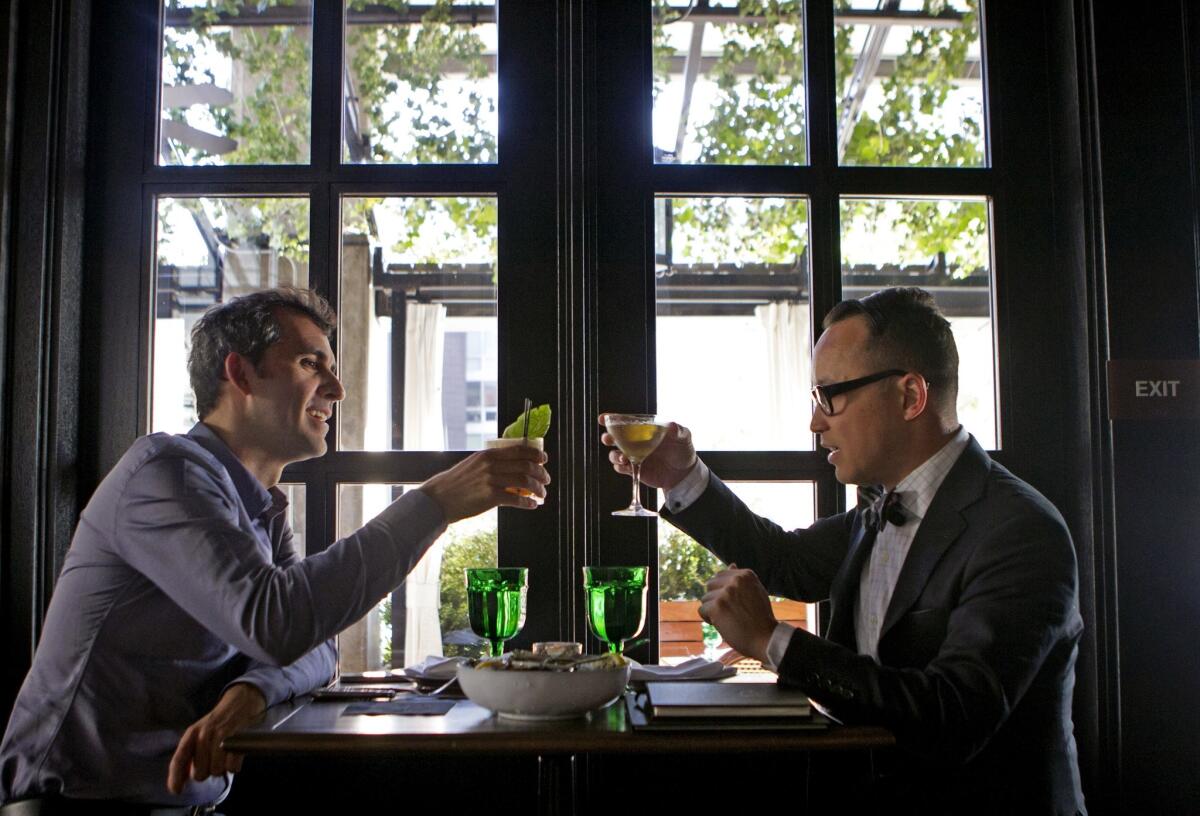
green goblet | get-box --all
[582,566,648,654]
[465,567,528,657]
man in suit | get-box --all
[602,287,1085,814]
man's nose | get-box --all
[324,371,346,402]
[809,405,828,434]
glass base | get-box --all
[612,506,659,517]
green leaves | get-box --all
[501,404,551,441]
[658,530,724,601]
[437,528,498,658]
[657,0,985,274]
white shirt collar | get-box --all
[891,426,971,524]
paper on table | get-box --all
[629,657,737,682]
[343,699,456,716]
[402,656,468,681]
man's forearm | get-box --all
[231,639,337,707]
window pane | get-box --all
[339,196,497,451]
[160,1,313,166]
[658,482,817,666]
[336,484,497,672]
[835,0,984,167]
[152,196,310,434]
[656,197,813,450]
[653,0,806,165]
[278,483,306,557]
[839,196,996,447]
[343,1,497,164]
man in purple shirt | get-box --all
[0,289,549,812]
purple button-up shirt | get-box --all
[0,423,445,805]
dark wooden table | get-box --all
[224,685,894,813]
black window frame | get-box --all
[82,0,1076,664]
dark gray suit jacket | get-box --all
[664,438,1086,815]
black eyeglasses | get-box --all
[811,369,908,416]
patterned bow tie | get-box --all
[860,487,907,533]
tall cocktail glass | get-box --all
[582,566,648,654]
[465,567,528,657]
[484,437,545,502]
[604,413,668,517]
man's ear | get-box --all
[900,373,929,421]
[223,352,255,397]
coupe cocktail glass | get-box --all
[582,566,648,654]
[465,567,528,657]
[604,414,667,517]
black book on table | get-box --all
[644,680,812,718]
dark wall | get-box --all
[0,0,89,735]
[1092,2,1200,814]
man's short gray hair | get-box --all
[188,287,336,419]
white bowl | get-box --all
[456,661,631,720]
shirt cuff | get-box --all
[763,621,796,673]
[224,671,290,709]
[663,459,710,514]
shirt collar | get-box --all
[891,425,971,524]
[187,422,277,520]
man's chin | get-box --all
[833,465,864,487]
[290,437,327,463]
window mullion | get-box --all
[492,0,576,648]
[311,0,341,179]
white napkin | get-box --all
[402,655,467,681]
[629,657,737,682]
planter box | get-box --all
[658,599,808,658]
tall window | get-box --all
[631,0,992,658]
[150,0,540,669]
[106,0,999,670]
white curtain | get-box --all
[402,302,447,665]
[756,301,810,449]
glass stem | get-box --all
[630,462,644,511]
[490,639,503,657]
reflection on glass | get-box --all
[839,196,995,447]
[835,0,985,167]
[655,197,812,450]
[336,483,498,672]
[339,196,497,451]
[159,0,313,166]
[152,196,310,435]
[657,482,817,664]
[277,483,307,557]
[343,0,497,164]
[652,0,805,165]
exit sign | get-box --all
[1108,360,1200,420]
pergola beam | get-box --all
[162,4,965,29]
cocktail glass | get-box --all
[465,567,528,657]
[604,413,668,517]
[582,566,648,654]
[484,437,545,503]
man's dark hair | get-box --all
[823,287,959,411]
[188,287,336,419]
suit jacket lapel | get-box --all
[826,517,876,649]
[878,438,990,642]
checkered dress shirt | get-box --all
[854,426,970,661]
